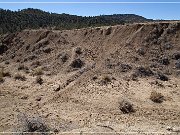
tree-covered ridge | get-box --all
[0,8,152,34]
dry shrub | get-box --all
[157,73,169,81]
[70,58,84,69]
[119,64,132,72]
[16,114,50,134]
[119,100,135,114]
[58,52,69,63]
[98,75,112,85]
[150,91,164,103]
[36,76,43,85]
[14,73,26,81]
[74,47,82,55]
[18,64,29,73]
[32,67,43,76]
[31,61,41,68]
[0,68,10,77]
[0,68,11,83]
[134,67,154,77]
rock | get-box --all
[36,97,41,101]
[137,48,146,55]
[104,27,112,35]
[157,73,169,81]
[53,84,61,91]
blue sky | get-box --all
[0,0,180,20]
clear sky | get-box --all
[0,0,180,20]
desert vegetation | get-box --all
[0,21,180,133]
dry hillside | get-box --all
[0,22,180,134]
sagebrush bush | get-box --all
[32,67,43,76]
[17,114,50,134]
[150,91,164,103]
[101,75,111,84]
[119,99,135,114]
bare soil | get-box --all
[0,22,180,134]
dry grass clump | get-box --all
[0,68,11,83]
[36,76,43,85]
[150,91,164,103]
[119,99,135,114]
[14,73,26,81]
[99,75,112,85]
[17,114,50,134]
[32,67,44,76]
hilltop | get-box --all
[0,8,151,34]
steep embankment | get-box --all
[0,22,180,133]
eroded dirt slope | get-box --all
[0,22,180,134]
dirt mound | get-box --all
[0,22,180,133]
